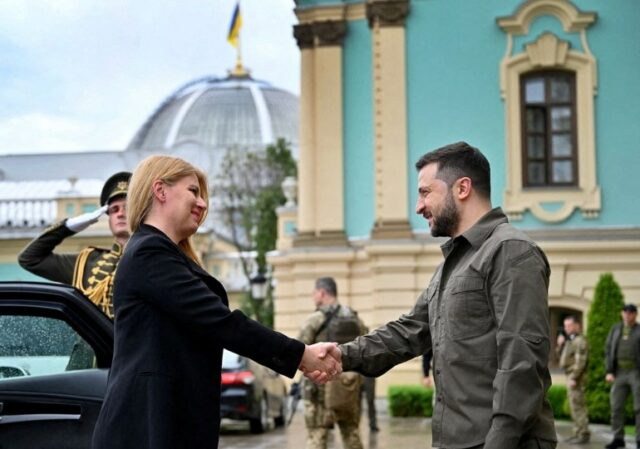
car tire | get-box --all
[249,395,271,434]
[274,400,287,428]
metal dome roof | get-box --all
[127,74,299,152]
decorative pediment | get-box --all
[525,33,569,67]
[497,0,597,35]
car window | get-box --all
[221,350,245,371]
[0,314,97,380]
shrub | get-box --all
[585,273,625,423]
[388,385,433,417]
[547,384,571,420]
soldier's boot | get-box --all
[604,438,625,449]
[571,434,590,444]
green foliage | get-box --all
[388,385,433,417]
[213,138,296,327]
[546,385,571,420]
[585,273,625,423]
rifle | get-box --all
[287,377,302,425]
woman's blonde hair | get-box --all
[127,155,209,265]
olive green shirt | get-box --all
[340,208,556,449]
[616,325,636,370]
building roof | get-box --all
[0,151,133,182]
[127,74,299,153]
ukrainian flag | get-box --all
[227,2,242,48]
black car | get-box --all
[0,282,288,448]
[220,349,288,433]
[0,282,112,449]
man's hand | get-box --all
[568,378,577,389]
[556,334,566,347]
[422,376,433,388]
[65,205,108,233]
[605,373,615,383]
[299,342,342,384]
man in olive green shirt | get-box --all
[604,303,640,449]
[319,142,557,449]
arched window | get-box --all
[521,70,578,187]
[497,1,600,223]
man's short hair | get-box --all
[315,277,337,297]
[415,141,491,200]
[564,315,581,325]
[623,303,638,313]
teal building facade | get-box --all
[271,0,640,389]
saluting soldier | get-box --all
[19,171,132,318]
[557,315,590,444]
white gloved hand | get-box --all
[65,205,108,233]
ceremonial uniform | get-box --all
[19,225,122,318]
[558,332,590,441]
[18,171,131,319]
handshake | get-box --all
[299,342,343,384]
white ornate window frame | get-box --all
[497,0,600,222]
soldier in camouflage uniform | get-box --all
[556,315,590,444]
[19,172,131,318]
[298,277,366,449]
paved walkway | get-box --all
[220,400,632,448]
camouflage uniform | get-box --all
[298,304,365,449]
[558,333,590,439]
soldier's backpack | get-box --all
[318,305,363,344]
[315,306,364,422]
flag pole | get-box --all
[231,1,247,77]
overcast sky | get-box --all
[0,0,300,155]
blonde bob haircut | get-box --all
[127,155,209,265]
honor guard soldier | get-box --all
[19,171,132,318]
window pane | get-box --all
[528,162,546,185]
[526,108,545,132]
[527,136,545,158]
[0,315,95,379]
[551,76,571,102]
[551,107,572,131]
[551,134,573,157]
[525,78,545,103]
[552,161,573,183]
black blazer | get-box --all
[92,224,305,449]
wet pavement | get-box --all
[220,401,627,448]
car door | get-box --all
[0,282,113,449]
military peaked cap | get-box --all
[100,171,132,206]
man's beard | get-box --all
[430,190,459,238]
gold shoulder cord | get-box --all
[72,248,115,319]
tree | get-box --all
[213,138,296,326]
[585,273,625,422]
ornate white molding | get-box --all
[500,31,600,223]
[496,0,597,35]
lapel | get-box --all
[138,224,229,307]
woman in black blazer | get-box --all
[92,155,339,449]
